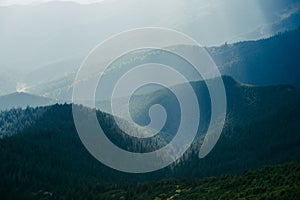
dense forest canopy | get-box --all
[0,76,300,199]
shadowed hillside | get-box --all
[0,77,300,199]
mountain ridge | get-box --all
[0,92,55,111]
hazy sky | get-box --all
[0,0,106,6]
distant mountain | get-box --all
[95,28,300,104]
[1,0,299,97]
[208,27,300,87]
[23,27,300,102]
[0,92,54,111]
[227,8,300,43]
[271,10,300,33]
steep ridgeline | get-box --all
[94,28,300,103]
[207,26,300,86]
[0,77,300,198]
[119,76,300,177]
